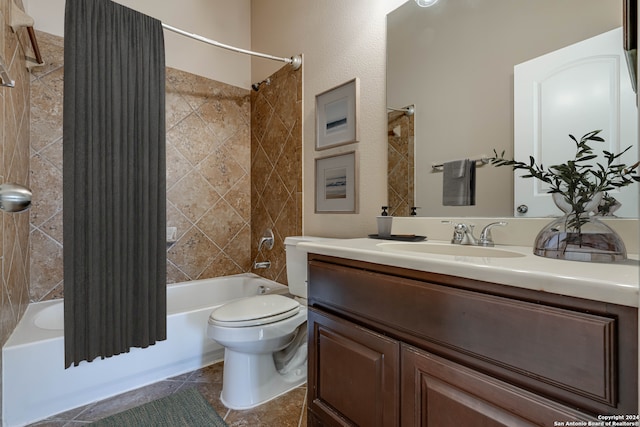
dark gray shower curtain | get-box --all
[63,0,166,367]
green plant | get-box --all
[491,130,640,232]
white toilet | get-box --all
[207,236,322,410]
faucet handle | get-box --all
[443,221,463,243]
[442,220,475,230]
[479,221,508,247]
[257,228,275,251]
[444,221,476,245]
[453,222,474,233]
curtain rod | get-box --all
[162,24,302,70]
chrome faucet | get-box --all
[448,222,478,245]
[478,221,508,247]
[444,221,508,246]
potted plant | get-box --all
[491,130,640,262]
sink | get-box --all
[377,242,526,258]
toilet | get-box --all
[207,236,323,410]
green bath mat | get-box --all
[91,387,227,427]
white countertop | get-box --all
[299,238,640,307]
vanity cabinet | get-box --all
[306,254,638,426]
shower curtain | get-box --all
[63,0,166,367]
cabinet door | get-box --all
[401,345,598,427]
[308,307,400,427]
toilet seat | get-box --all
[209,294,300,327]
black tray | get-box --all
[368,234,427,242]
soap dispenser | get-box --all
[377,206,392,237]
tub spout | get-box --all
[253,261,271,269]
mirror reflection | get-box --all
[387,0,637,217]
[387,106,415,216]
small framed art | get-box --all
[315,78,360,150]
[315,151,358,213]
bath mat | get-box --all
[91,387,228,427]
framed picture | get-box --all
[315,151,358,213]
[315,78,360,150]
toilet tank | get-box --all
[284,236,330,298]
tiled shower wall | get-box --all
[387,110,414,217]
[29,31,252,300]
[0,0,32,420]
[251,65,302,285]
[29,31,301,300]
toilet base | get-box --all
[220,348,307,410]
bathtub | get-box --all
[2,273,288,427]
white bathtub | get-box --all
[2,273,288,427]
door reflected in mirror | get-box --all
[387,0,637,218]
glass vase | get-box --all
[533,192,627,262]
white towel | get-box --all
[442,159,476,206]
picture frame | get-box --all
[315,151,358,213]
[315,78,360,150]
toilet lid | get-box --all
[209,294,300,327]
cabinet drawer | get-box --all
[309,260,619,411]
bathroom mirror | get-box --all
[387,0,637,217]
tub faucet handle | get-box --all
[258,229,274,252]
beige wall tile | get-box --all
[29,31,258,298]
[251,64,302,285]
[1,2,32,418]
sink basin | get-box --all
[377,242,526,258]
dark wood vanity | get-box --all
[306,254,638,426]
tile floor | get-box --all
[27,362,308,426]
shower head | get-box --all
[251,78,271,92]
[387,105,415,116]
[0,183,31,212]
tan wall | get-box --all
[29,31,254,300]
[0,0,32,421]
